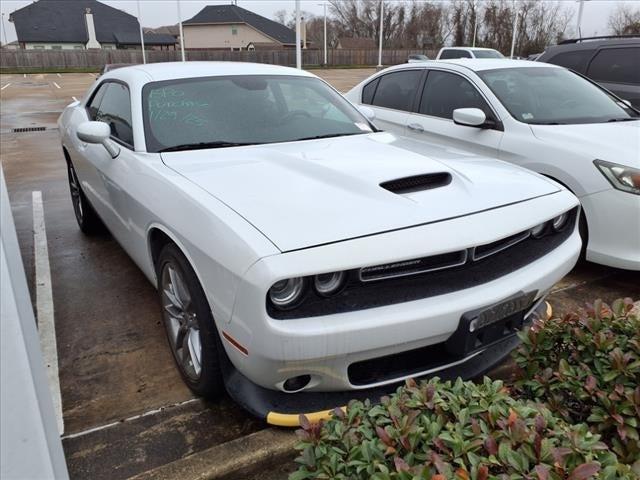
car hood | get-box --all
[530,121,640,168]
[161,133,560,252]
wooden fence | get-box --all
[0,48,437,70]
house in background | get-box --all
[182,4,296,50]
[144,24,181,44]
[9,0,176,50]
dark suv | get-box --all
[536,36,640,108]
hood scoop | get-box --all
[380,172,452,194]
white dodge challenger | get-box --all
[58,62,580,425]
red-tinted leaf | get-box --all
[484,436,498,456]
[394,456,410,472]
[471,418,481,435]
[432,475,446,480]
[431,452,446,474]
[455,468,470,480]
[568,462,600,480]
[333,407,345,419]
[584,376,597,393]
[405,378,417,388]
[508,409,518,427]
[478,465,489,480]
[376,426,393,446]
[535,464,550,480]
[299,414,310,431]
[535,415,546,434]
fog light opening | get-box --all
[282,374,311,392]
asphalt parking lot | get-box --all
[1,70,638,480]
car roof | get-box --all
[440,47,498,51]
[540,37,639,56]
[106,61,314,82]
[381,58,561,73]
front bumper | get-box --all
[222,302,549,426]
[220,191,580,394]
[581,188,640,270]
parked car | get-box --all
[345,59,640,271]
[436,47,504,59]
[408,54,430,63]
[59,62,580,425]
[536,36,640,108]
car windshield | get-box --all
[472,50,503,59]
[478,66,639,124]
[142,75,372,152]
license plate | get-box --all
[445,291,537,356]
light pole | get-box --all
[177,0,186,61]
[136,0,146,64]
[576,0,588,39]
[1,13,9,47]
[318,2,327,66]
[509,2,519,59]
[295,0,301,69]
[377,0,384,68]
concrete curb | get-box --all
[129,428,298,480]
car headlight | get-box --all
[269,278,305,309]
[314,271,346,296]
[594,160,640,195]
[530,222,547,238]
[552,212,569,231]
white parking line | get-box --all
[23,73,26,78]
[56,73,62,78]
[72,96,78,102]
[61,398,199,440]
[0,83,10,91]
[32,191,64,435]
[52,81,61,89]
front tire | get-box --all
[66,161,104,234]
[157,243,225,398]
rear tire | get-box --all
[66,161,104,235]
[156,243,225,398]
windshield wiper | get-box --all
[607,118,638,122]
[292,132,366,142]
[159,141,257,152]
[528,121,566,125]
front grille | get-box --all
[472,230,530,261]
[268,207,578,320]
[359,250,467,282]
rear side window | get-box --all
[440,49,472,59]
[86,83,109,120]
[369,70,422,111]
[361,77,379,104]
[419,70,493,120]
[545,49,594,73]
[587,47,640,85]
[95,83,133,146]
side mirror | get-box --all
[453,108,487,128]
[76,121,120,158]
[357,105,376,122]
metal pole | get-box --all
[295,0,301,69]
[472,0,478,47]
[323,3,327,66]
[177,0,186,61]
[576,0,585,39]
[510,2,519,59]
[377,0,384,68]
[137,0,146,64]
[1,13,9,47]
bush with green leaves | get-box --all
[291,377,635,480]
[514,298,640,464]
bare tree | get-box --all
[608,3,640,35]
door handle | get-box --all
[407,123,424,132]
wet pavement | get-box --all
[1,71,638,480]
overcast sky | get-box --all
[0,0,635,44]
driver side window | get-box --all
[95,83,133,147]
[419,70,493,121]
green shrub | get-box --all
[291,377,634,480]
[514,298,640,464]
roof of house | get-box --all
[144,25,181,38]
[183,4,296,45]
[337,37,377,49]
[9,0,175,45]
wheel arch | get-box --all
[540,173,589,249]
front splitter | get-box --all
[222,301,550,427]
